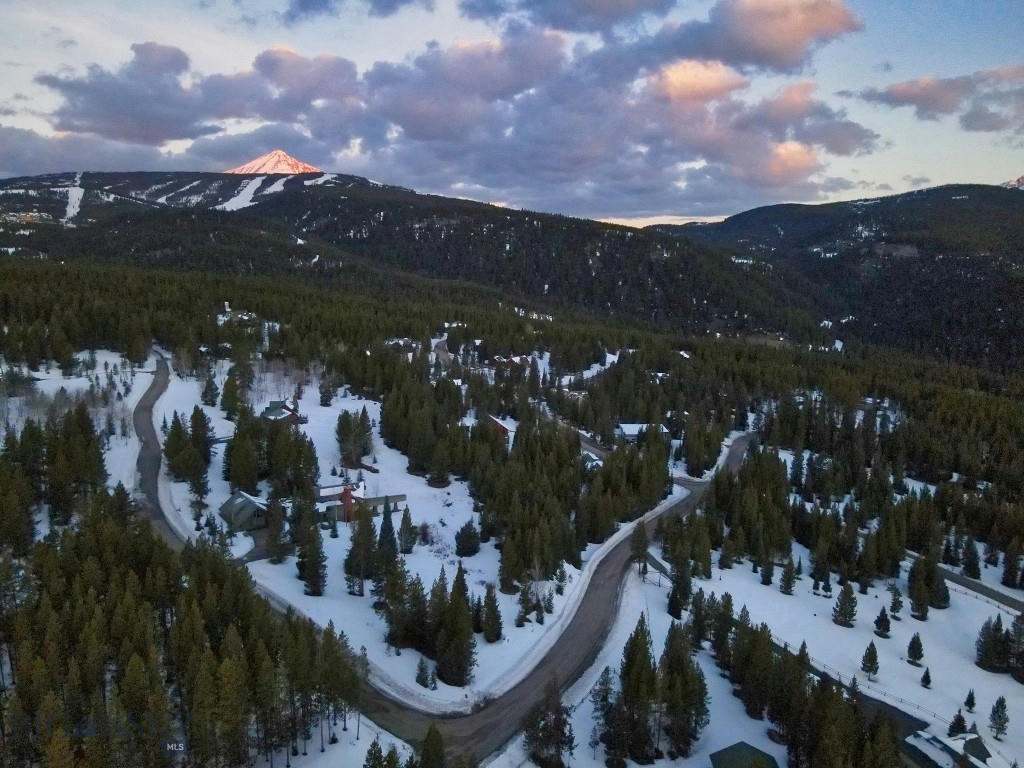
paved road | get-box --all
[133,356,183,552]
[355,433,754,758]
[132,369,752,759]
[906,552,1024,613]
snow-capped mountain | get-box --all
[226,149,321,175]
[1004,175,1024,190]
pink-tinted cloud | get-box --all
[662,0,862,73]
[847,64,1024,132]
[651,59,748,103]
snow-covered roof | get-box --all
[617,423,669,436]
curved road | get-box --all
[134,356,183,552]
[132,368,753,758]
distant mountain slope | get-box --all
[0,170,821,342]
[653,184,1024,369]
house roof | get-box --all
[617,423,669,436]
[219,491,267,515]
[709,742,780,768]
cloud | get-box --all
[846,64,1024,132]
[281,0,341,24]
[650,59,748,103]
[281,0,430,24]
[737,81,878,155]
[458,0,675,32]
[0,125,172,177]
[901,174,930,187]
[657,0,862,73]
[960,102,1012,132]
[35,42,219,144]
[22,13,878,218]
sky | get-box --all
[0,0,1021,222]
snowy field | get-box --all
[487,570,789,768]
[652,541,1023,764]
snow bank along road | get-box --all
[132,364,751,758]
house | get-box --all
[708,742,780,768]
[316,483,407,523]
[615,423,670,443]
[903,729,1010,768]
[488,414,517,449]
[259,399,306,425]
[219,491,268,531]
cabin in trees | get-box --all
[709,742,780,768]
[259,399,306,425]
[615,423,669,443]
[219,491,268,531]
[488,414,517,449]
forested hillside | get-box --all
[657,185,1024,370]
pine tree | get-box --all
[861,641,879,681]
[416,656,430,688]
[303,526,327,596]
[420,724,445,768]
[437,592,476,687]
[965,689,976,713]
[909,561,930,620]
[948,709,968,737]
[398,506,417,554]
[618,613,658,762]
[780,558,796,595]
[874,607,891,638]
[522,677,575,768]
[832,582,858,627]
[364,740,385,768]
[455,520,480,557]
[989,695,1009,739]
[201,370,219,406]
[267,498,288,563]
[920,667,931,688]
[1002,542,1020,588]
[889,586,904,620]
[344,504,377,595]
[963,537,981,579]
[760,557,775,586]
[377,506,398,568]
[630,522,649,575]
[907,633,924,666]
[483,584,503,642]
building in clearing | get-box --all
[219,491,268,531]
[708,742,780,768]
[259,399,306,425]
[315,483,407,523]
[615,423,670,443]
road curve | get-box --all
[133,367,753,758]
[133,356,183,552]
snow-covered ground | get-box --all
[216,176,266,210]
[62,172,83,224]
[652,541,1023,764]
[247,709,414,768]
[487,570,788,768]
[951,540,1024,603]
